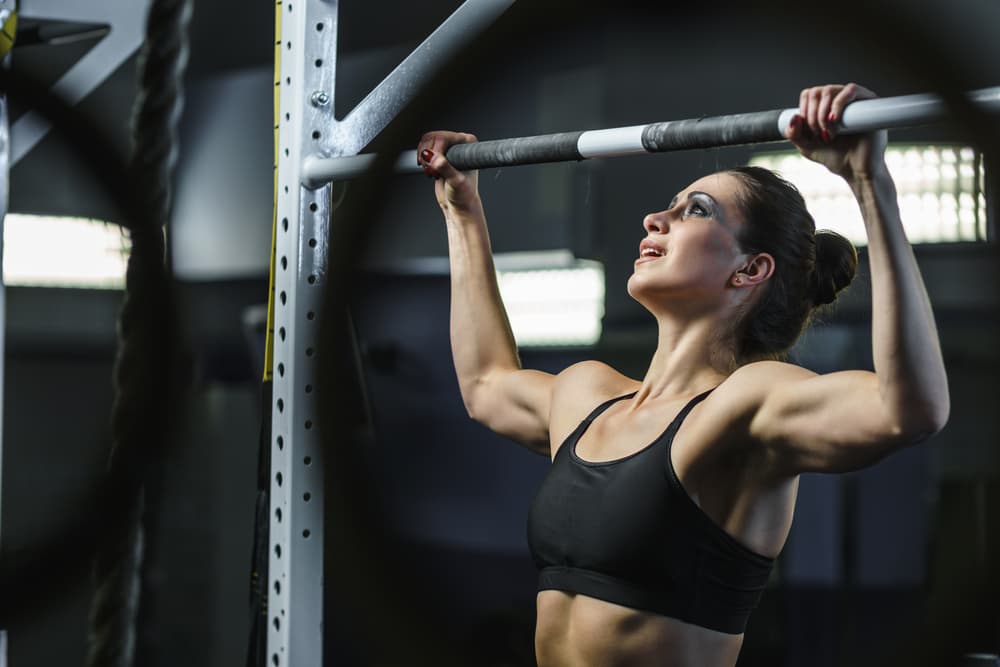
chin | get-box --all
[626,274,656,309]
[627,268,658,293]
[626,272,642,299]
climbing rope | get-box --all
[84,0,192,665]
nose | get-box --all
[643,210,669,234]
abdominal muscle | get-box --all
[535,590,743,667]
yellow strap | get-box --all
[263,0,282,382]
[0,11,17,58]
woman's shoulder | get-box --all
[727,359,817,384]
[554,360,637,397]
[671,362,820,473]
[547,361,638,444]
[711,360,819,418]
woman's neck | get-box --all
[633,312,733,405]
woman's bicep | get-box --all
[750,367,922,474]
[466,368,554,455]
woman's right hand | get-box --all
[785,83,888,184]
[417,130,480,214]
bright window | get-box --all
[750,145,988,246]
[3,214,129,288]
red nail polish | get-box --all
[827,112,837,123]
[821,129,831,142]
[420,149,434,162]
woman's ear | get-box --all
[731,252,775,287]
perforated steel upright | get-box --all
[270,0,337,665]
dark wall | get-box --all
[0,284,267,667]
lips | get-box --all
[636,239,665,263]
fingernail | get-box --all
[420,149,434,163]
[827,112,837,123]
[821,129,831,143]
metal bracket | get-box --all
[11,0,150,165]
[300,0,514,188]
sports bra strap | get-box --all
[662,387,716,446]
[582,392,637,424]
[583,387,716,428]
[677,387,715,423]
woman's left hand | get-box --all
[785,83,888,182]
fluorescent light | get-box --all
[362,249,605,347]
[495,252,604,347]
[3,214,129,288]
[750,145,987,246]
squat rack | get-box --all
[272,2,1000,665]
[268,2,515,665]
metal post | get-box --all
[301,86,1000,183]
[269,0,335,662]
[0,4,11,659]
[0,88,7,564]
[272,0,514,663]
[0,0,12,572]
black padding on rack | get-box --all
[642,110,785,152]
[446,131,585,170]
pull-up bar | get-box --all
[301,86,1000,187]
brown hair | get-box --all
[726,165,858,365]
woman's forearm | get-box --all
[442,197,522,413]
[851,164,950,434]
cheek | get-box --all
[671,238,738,286]
[705,227,736,252]
[678,233,732,268]
[700,232,740,269]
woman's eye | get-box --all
[686,202,708,216]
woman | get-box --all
[416,83,949,667]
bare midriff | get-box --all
[535,590,744,667]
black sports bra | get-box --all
[526,389,774,634]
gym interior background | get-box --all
[2,1,998,665]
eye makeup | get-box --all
[667,191,722,220]
[686,192,720,218]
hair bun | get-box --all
[809,230,858,306]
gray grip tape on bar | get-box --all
[642,110,785,152]
[446,131,585,170]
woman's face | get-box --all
[627,172,751,312]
